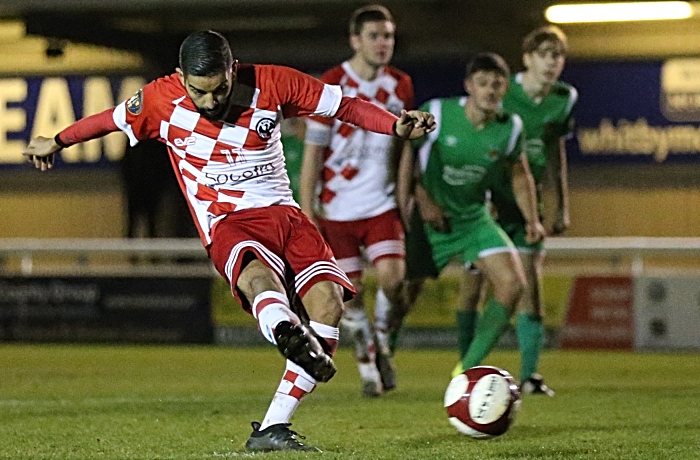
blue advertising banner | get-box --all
[0,75,145,169]
[562,59,700,164]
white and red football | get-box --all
[444,366,521,439]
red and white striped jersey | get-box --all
[306,62,414,222]
[112,65,343,246]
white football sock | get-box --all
[341,309,379,381]
[261,360,316,429]
[374,288,390,332]
[252,291,300,345]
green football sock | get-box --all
[388,329,400,354]
[456,310,478,360]
[517,313,544,382]
[459,299,511,371]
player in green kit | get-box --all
[413,53,545,378]
[491,26,577,396]
[452,26,577,394]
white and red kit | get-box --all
[56,64,400,309]
[305,62,414,277]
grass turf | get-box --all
[1,345,699,459]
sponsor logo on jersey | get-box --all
[174,136,196,147]
[442,165,485,186]
[204,162,274,185]
[255,118,276,139]
[126,89,143,116]
[525,139,545,156]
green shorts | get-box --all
[404,207,440,281]
[494,199,544,253]
[426,211,515,272]
[498,221,544,253]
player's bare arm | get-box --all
[299,142,326,227]
[396,141,415,230]
[550,137,570,235]
[511,153,546,243]
[414,183,449,233]
[23,107,120,172]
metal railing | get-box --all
[1,237,700,276]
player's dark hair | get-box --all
[179,30,234,77]
[522,25,568,55]
[465,52,510,80]
[349,4,394,36]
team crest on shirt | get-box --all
[126,89,143,116]
[488,150,499,159]
[255,118,276,139]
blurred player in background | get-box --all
[410,53,545,379]
[489,25,577,395]
[23,30,434,452]
[300,5,413,398]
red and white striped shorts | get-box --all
[208,205,356,311]
[317,209,405,278]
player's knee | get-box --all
[493,273,525,308]
[302,281,345,323]
[380,277,404,303]
[236,260,284,301]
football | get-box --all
[444,365,521,439]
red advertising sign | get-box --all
[561,276,634,350]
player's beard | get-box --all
[198,104,227,121]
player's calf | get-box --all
[375,329,397,391]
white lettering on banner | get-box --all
[31,78,79,161]
[83,77,113,162]
[81,77,145,162]
[0,280,100,304]
[0,76,146,167]
[109,76,146,161]
[589,286,632,302]
[577,118,700,162]
[560,325,634,342]
[83,77,125,162]
[590,307,631,321]
[0,79,27,164]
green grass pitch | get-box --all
[1,345,699,459]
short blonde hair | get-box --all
[522,25,568,55]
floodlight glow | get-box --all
[545,2,693,23]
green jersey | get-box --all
[414,96,524,223]
[492,74,577,211]
[281,134,304,202]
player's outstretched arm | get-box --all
[332,97,435,141]
[22,108,120,171]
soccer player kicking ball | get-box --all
[300,5,413,398]
[23,30,434,453]
[490,26,577,396]
[411,53,545,380]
